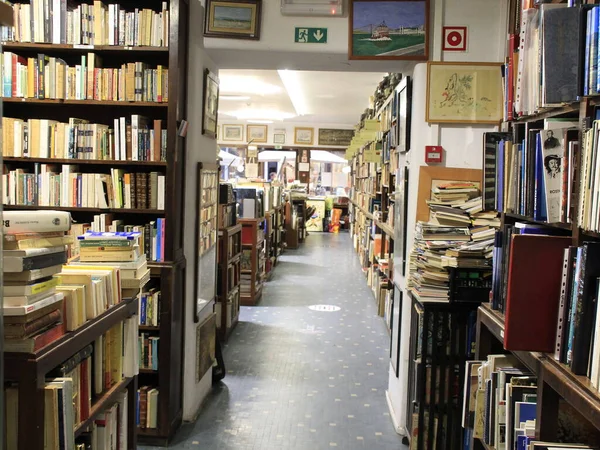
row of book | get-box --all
[504,3,583,119]
[491,224,600,382]
[2,52,168,102]
[579,119,600,233]
[137,386,159,429]
[139,289,160,327]
[3,166,166,210]
[462,354,600,450]
[3,116,168,161]
[8,1,169,47]
[139,333,159,370]
[6,323,137,450]
[483,120,579,224]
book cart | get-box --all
[0,0,191,444]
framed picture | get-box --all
[318,128,355,147]
[394,165,410,275]
[217,125,221,140]
[426,62,504,124]
[348,0,429,61]
[294,127,314,145]
[273,133,286,144]
[397,76,412,153]
[204,0,262,40]
[202,69,219,139]
[246,124,268,143]
[223,124,244,141]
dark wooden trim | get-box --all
[4,157,167,166]
[3,97,168,107]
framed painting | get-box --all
[273,133,286,144]
[318,128,355,147]
[294,127,314,145]
[247,124,268,143]
[397,76,412,153]
[204,0,262,40]
[426,62,504,124]
[223,124,244,141]
[348,0,429,61]
[202,69,219,139]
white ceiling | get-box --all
[217,69,387,126]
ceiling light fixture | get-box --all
[220,95,251,101]
[248,120,274,124]
[220,76,283,96]
[278,69,309,116]
[228,109,296,121]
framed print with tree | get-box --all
[397,76,412,153]
[223,124,244,141]
[426,62,503,124]
[204,0,262,40]
[246,124,268,143]
[348,0,429,61]
[273,133,286,144]
[202,69,219,139]
[294,127,314,145]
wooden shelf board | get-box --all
[4,204,165,214]
[5,297,138,378]
[4,156,167,166]
[580,228,600,240]
[3,97,168,107]
[375,220,395,237]
[2,42,168,53]
[74,377,133,438]
[219,224,243,234]
[502,212,572,231]
[139,368,158,374]
[513,103,579,123]
[139,325,160,331]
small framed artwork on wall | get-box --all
[294,127,314,145]
[202,69,220,139]
[223,124,244,141]
[273,133,286,145]
[204,0,262,40]
[247,124,268,143]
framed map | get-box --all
[426,62,503,124]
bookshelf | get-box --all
[217,224,242,342]
[1,0,190,444]
[5,297,139,448]
[239,218,266,306]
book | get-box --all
[4,321,65,352]
[3,264,63,282]
[3,291,64,317]
[504,234,571,352]
[2,276,58,296]
[2,210,72,233]
[4,308,62,339]
[3,233,73,250]
[3,249,67,272]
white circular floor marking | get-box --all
[308,304,341,312]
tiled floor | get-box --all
[142,232,407,449]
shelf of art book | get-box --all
[1,0,191,444]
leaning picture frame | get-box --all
[426,61,503,124]
[397,76,412,153]
[202,69,219,139]
[204,0,262,40]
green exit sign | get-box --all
[294,27,328,44]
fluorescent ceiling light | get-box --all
[248,120,274,124]
[227,109,296,121]
[221,95,251,101]
[220,76,282,96]
[278,70,309,116]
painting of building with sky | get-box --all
[351,0,427,58]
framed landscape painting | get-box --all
[294,127,314,145]
[223,124,244,141]
[349,0,429,60]
[426,62,503,124]
[202,69,219,139]
[247,124,268,143]
[204,0,262,40]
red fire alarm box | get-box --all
[425,145,443,164]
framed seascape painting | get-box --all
[294,127,314,145]
[202,69,219,139]
[204,0,262,40]
[247,124,268,143]
[348,0,429,61]
[223,124,244,141]
[426,62,504,124]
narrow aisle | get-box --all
[155,233,406,450]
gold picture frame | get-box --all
[222,124,244,141]
[294,127,314,145]
[203,0,262,40]
[426,62,503,124]
[246,124,268,143]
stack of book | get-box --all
[3,165,166,211]
[408,222,471,302]
[483,120,578,224]
[1,52,168,103]
[2,115,167,161]
[138,386,159,429]
[3,210,72,353]
[9,2,169,47]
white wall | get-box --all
[385,0,508,436]
[217,120,354,148]
[182,0,220,422]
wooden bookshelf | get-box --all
[239,218,266,306]
[4,297,139,449]
[1,0,190,444]
[217,224,242,342]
